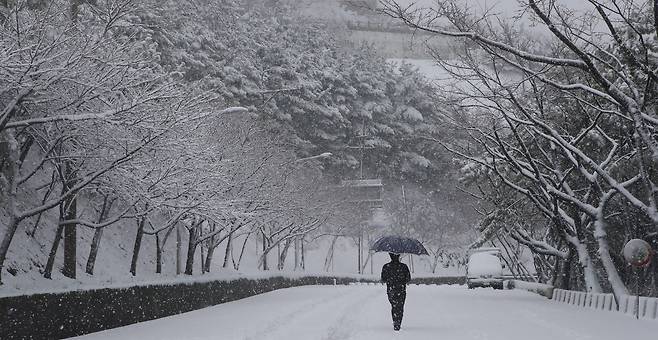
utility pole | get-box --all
[358,230,362,274]
[344,117,379,274]
[301,236,305,270]
[368,236,375,275]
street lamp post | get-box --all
[278,152,332,167]
[273,151,332,271]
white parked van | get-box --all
[466,248,504,289]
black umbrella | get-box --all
[370,235,429,255]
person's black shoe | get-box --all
[394,325,401,331]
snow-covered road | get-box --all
[74,285,658,340]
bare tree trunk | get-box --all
[86,229,104,275]
[278,239,292,270]
[294,237,299,271]
[204,243,216,273]
[184,225,198,275]
[497,238,519,278]
[200,242,205,274]
[234,232,251,270]
[86,195,113,275]
[571,237,602,292]
[324,235,339,272]
[60,160,78,280]
[370,245,374,274]
[61,178,77,278]
[155,222,177,274]
[198,227,205,273]
[223,231,233,268]
[0,216,21,284]
[43,222,65,279]
[558,250,575,290]
[176,224,182,275]
[300,236,305,271]
[155,233,162,274]
[62,212,76,277]
[203,225,216,273]
[357,233,362,274]
[129,216,146,276]
[261,232,269,271]
[0,117,22,285]
[261,248,271,271]
[594,215,629,297]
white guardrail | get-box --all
[552,288,658,320]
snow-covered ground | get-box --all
[74,285,658,340]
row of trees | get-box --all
[382,0,658,297]
[0,0,348,284]
[0,0,465,284]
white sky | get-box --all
[389,0,592,13]
[383,0,603,28]
[381,0,624,36]
[304,1,596,24]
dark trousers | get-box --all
[387,287,406,327]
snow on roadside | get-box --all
[74,285,658,340]
[1,267,464,298]
[1,229,464,298]
[507,279,554,298]
[0,270,377,298]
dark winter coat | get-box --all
[381,260,411,289]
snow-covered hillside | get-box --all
[1,201,464,297]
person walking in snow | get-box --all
[381,252,411,331]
